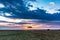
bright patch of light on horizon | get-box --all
[0,16,34,23]
[0,16,8,21]
[0,16,22,23]
[0,4,5,8]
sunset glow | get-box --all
[0,19,60,30]
[0,0,60,30]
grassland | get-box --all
[0,30,60,40]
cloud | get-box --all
[46,9,60,14]
[49,2,55,5]
[49,2,55,6]
[0,4,5,8]
[26,0,38,11]
[0,0,60,21]
[57,9,60,11]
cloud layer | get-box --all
[0,0,60,21]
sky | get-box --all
[26,0,60,14]
[0,0,60,30]
[0,0,60,20]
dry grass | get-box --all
[0,30,60,40]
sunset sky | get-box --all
[0,0,60,30]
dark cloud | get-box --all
[57,9,60,11]
[0,0,60,21]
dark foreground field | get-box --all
[0,30,60,40]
